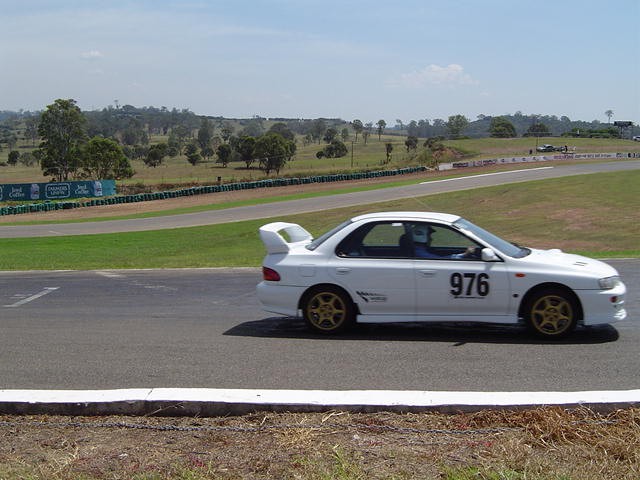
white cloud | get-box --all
[80,50,104,60]
[391,64,478,88]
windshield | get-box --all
[454,219,530,258]
[306,220,352,251]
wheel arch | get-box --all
[298,283,359,314]
[518,282,584,322]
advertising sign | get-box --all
[0,180,116,202]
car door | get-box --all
[329,221,416,318]
[410,222,512,319]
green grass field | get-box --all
[0,169,637,270]
[2,135,639,186]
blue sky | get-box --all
[1,0,639,124]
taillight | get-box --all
[262,266,281,281]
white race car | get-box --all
[257,212,627,338]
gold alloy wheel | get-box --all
[529,294,574,336]
[306,290,348,332]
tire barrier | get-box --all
[0,166,427,217]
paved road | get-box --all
[1,261,637,391]
[1,160,639,238]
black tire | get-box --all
[523,288,578,339]
[302,286,355,334]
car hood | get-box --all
[517,248,618,277]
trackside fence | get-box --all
[437,151,639,170]
[0,166,426,217]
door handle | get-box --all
[336,267,351,275]
[419,269,436,277]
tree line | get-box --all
[1,101,636,182]
[1,101,391,181]
[395,111,635,139]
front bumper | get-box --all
[577,282,627,326]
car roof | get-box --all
[350,211,461,224]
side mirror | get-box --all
[481,248,500,262]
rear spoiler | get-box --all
[259,222,313,254]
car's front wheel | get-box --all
[524,288,578,339]
[302,286,355,334]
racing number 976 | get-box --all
[450,272,490,297]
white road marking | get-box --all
[0,388,637,415]
[95,271,125,278]
[420,166,554,184]
[4,287,60,308]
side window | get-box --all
[409,222,482,260]
[429,224,478,249]
[361,223,404,247]
[336,222,411,258]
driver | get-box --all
[412,224,475,259]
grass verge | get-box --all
[0,170,638,270]
[1,407,638,479]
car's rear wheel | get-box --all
[524,288,578,339]
[302,286,354,334]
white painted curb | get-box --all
[1,388,638,416]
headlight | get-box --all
[598,276,621,290]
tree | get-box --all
[254,132,295,175]
[323,127,338,143]
[318,139,348,158]
[424,137,446,154]
[526,122,550,137]
[376,119,387,140]
[446,114,469,138]
[363,123,372,144]
[184,142,201,166]
[5,133,18,151]
[144,143,167,167]
[384,142,393,163]
[351,119,363,142]
[121,119,147,146]
[240,117,264,137]
[24,116,39,146]
[311,119,326,144]
[489,117,517,138]
[172,125,191,153]
[303,133,313,146]
[19,152,38,167]
[81,136,134,180]
[220,122,235,142]
[167,131,181,157]
[407,120,419,137]
[605,110,614,124]
[197,118,214,151]
[216,143,232,167]
[37,98,87,181]
[7,150,20,166]
[201,145,215,161]
[268,122,295,141]
[235,136,257,169]
[405,135,418,152]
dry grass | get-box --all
[1,407,638,479]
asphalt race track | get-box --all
[0,261,638,392]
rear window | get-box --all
[306,220,352,251]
